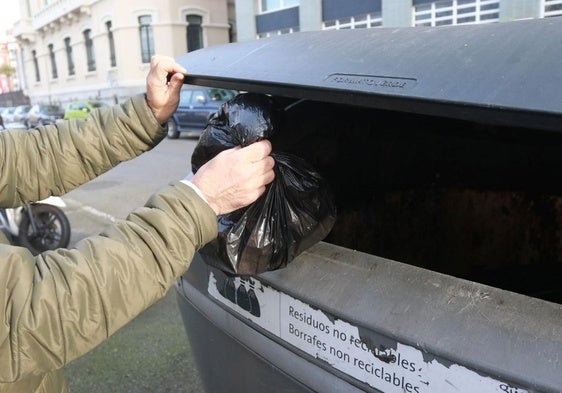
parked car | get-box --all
[26,104,65,128]
[167,86,238,139]
[12,105,31,126]
[175,17,562,393]
[63,100,109,120]
[1,107,15,124]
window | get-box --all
[414,0,499,27]
[190,89,205,104]
[260,0,299,13]
[179,89,192,103]
[323,13,382,30]
[48,44,58,79]
[64,37,75,76]
[186,15,203,52]
[261,0,280,12]
[139,15,155,63]
[206,88,237,101]
[32,50,40,82]
[84,29,96,71]
[106,21,116,67]
[543,0,562,17]
[257,26,300,39]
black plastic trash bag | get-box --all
[191,93,336,275]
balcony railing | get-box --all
[33,0,92,31]
[13,18,36,42]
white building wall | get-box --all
[234,0,258,42]
[299,0,323,32]
[14,0,232,106]
[501,0,542,20]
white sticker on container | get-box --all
[208,272,526,393]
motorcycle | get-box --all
[0,196,71,255]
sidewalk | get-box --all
[62,199,204,393]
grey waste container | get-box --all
[175,17,562,393]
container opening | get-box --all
[270,97,562,304]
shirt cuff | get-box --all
[180,175,209,206]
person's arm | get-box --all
[0,96,164,207]
[0,182,216,382]
[0,50,275,382]
[0,139,274,383]
[0,56,186,208]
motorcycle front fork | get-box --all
[24,204,39,236]
[0,209,15,243]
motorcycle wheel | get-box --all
[18,203,71,255]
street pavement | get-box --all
[60,137,206,392]
[1,121,26,130]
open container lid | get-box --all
[176,17,562,392]
[177,17,562,132]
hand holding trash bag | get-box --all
[191,140,276,215]
[192,93,337,275]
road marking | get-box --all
[63,198,118,223]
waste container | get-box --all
[175,17,562,393]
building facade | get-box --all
[0,27,21,94]
[13,0,234,106]
[236,0,562,41]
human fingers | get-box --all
[167,72,185,91]
[232,141,275,187]
[148,55,187,85]
[190,143,275,214]
[233,156,275,207]
[228,142,275,192]
[146,55,186,95]
[262,160,276,183]
[146,55,187,123]
[238,140,273,162]
[250,155,276,184]
[240,164,275,203]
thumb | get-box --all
[167,72,185,94]
[242,140,273,161]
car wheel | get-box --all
[167,119,180,139]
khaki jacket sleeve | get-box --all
[0,181,218,383]
[0,95,166,208]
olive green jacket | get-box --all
[0,95,218,392]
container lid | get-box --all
[177,17,562,132]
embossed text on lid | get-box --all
[325,73,417,91]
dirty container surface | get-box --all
[176,18,562,393]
